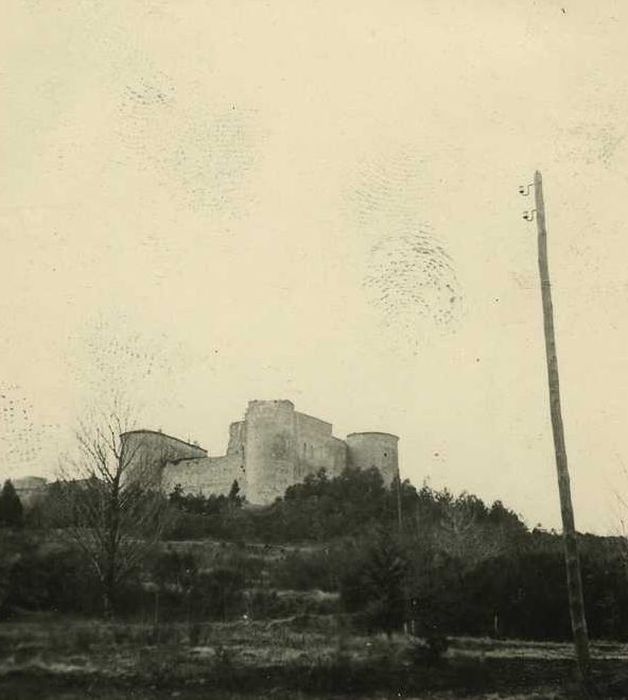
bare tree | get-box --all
[58,404,169,617]
[435,496,508,569]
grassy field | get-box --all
[1,617,627,699]
[0,684,576,700]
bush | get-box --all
[162,511,215,540]
[0,537,100,617]
[194,567,246,621]
[145,550,247,623]
[0,480,23,528]
[270,548,346,592]
[340,531,408,636]
[406,635,449,667]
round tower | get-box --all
[244,400,297,504]
[119,430,207,487]
[346,432,399,485]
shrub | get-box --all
[270,549,343,592]
[194,567,245,621]
[340,532,408,636]
[0,480,23,528]
[0,539,100,617]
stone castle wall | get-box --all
[346,432,399,485]
[132,400,399,505]
[162,454,243,497]
[244,399,295,503]
[294,411,347,482]
[12,476,48,506]
[120,430,208,486]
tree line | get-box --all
[3,461,628,642]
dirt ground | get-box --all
[0,619,625,699]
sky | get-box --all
[2,0,628,533]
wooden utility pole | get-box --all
[396,471,403,533]
[532,170,591,683]
[394,470,409,633]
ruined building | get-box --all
[121,400,399,505]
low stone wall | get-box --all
[162,454,243,497]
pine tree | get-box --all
[228,480,243,507]
[0,479,24,528]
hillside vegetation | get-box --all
[2,467,627,644]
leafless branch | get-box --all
[54,402,168,616]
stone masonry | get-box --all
[121,400,399,505]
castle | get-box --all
[121,400,399,504]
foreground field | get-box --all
[1,617,627,698]
[0,685,581,700]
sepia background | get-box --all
[2,0,628,533]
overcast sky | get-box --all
[2,0,628,533]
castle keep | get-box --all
[121,400,399,505]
